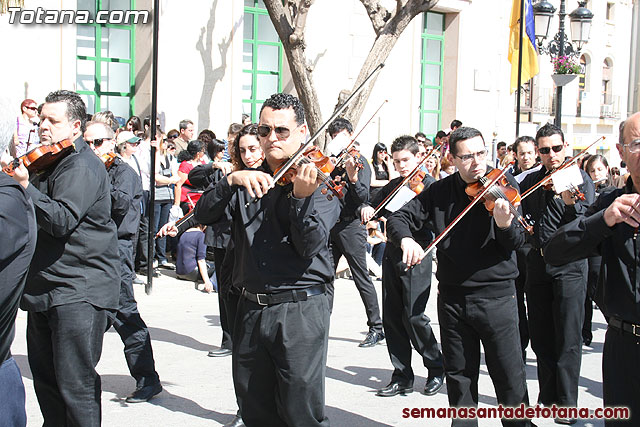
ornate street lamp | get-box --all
[533,0,594,126]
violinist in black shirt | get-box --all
[360,135,444,398]
[85,120,162,403]
[519,124,595,419]
[387,127,531,426]
[544,112,640,426]
[10,90,120,426]
[194,93,339,427]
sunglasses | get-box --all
[257,124,293,139]
[25,106,37,111]
[126,140,141,146]
[538,145,563,155]
[86,138,111,147]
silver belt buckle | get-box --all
[255,293,269,306]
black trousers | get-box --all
[438,291,530,427]
[526,250,586,406]
[134,213,150,272]
[603,326,640,426]
[382,243,443,385]
[27,302,109,427]
[214,247,232,350]
[583,255,601,343]
[233,293,330,427]
[515,247,530,358]
[327,218,382,332]
[109,239,159,388]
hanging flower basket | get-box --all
[552,74,578,87]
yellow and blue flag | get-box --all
[509,0,539,93]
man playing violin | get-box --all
[9,90,120,426]
[360,135,444,398]
[387,127,532,426]
[519,124,595,423]
[194,93,339,427]
[84,121,162,403]
[325,117,385,348]
[544,112,640,426]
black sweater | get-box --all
[387,171,525,297]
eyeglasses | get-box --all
[257,124,295,139]
[622,139,640,153]
[167,145,176,150]
[126,140,141,146]
[538,145,564,155]
[86,138,111,147]
[454,149,488,163]
[25,106,37,111]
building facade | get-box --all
[0,0,635,166]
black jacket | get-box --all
[108,157,142,240]
[189,164,230,248]
[194,163,340,293]
[544,177,640,324]
[332,152,371,221]
[387,171,525,297]
[22,137,120,312]
[0,174,36,363]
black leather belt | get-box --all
[609,317,640,337]
[242,285,325,306]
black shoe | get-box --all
[359,331,385,348]
[376,382,413,397]
[208,348,232,357]
[423,375,444,396]
[125,383,162,403]
[223,415,245,427]
[583,335,592,346]
[554,418,577,425]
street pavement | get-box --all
[12,263,608,426]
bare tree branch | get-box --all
[290,0,314,46]
[359,0,391,37]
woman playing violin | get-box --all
[386,127,533,425]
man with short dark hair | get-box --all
[388,127,532,426]
[496,141,507,167]
[361,135,444,398]
[544,112,640,426]
[194,92,339,426]
[450,119,462,132]
[326,117,384,348]
[10,89,120,426]
[520,123,595,422]
[175,119,194,155]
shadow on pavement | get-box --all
[326,405,390,427]
[145,326,212,352]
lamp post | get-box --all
[533,1,593,127]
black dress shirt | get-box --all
[21,137,120,312]
[544,177,640,324]
[387,171,525,297]
[189,165,230,249]
[194,163,340,293]
[332,152,371,220]
[520,166,595,249]
[0,174,36,363]
[108,158,142,240]
[365,174,436,243]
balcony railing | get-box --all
[600,95,621,119]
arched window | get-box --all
[602,58,613,105]
[577,54,588,117]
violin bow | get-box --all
[334,99,388,166]
[421,162,515,260]
[370,142,443,220]
[520,136,605,201]
[245,63,385,207]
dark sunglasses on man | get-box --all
[538,145,564,155]
[86,138,111,148]
[257,124,292,139]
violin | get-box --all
[333,146,365,171]
[3,139,75,176]
[275,146,345,200]
[408,169,427,195]
[465,168,534,234]
[101,152,118,170]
